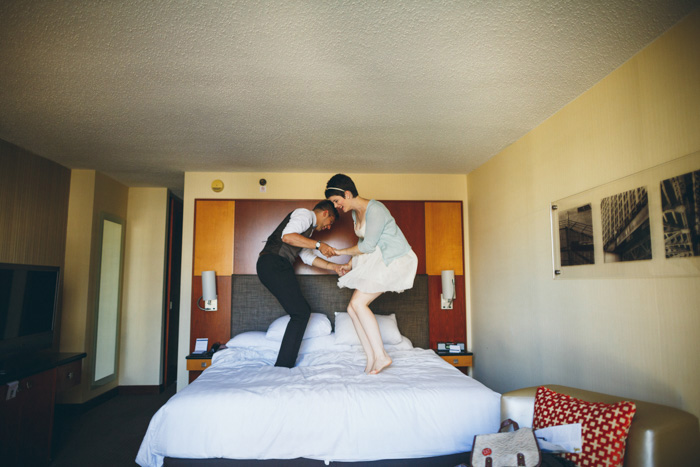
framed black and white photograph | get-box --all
[601,186,651,263]
[559,203,594,266]
[660,170,700,258]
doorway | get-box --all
[162,193,183,388]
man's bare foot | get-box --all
[369,356,392,375]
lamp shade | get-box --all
[202,270,217,300]
[441,270,455,300]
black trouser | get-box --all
[256,254,311,368]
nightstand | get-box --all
[436,351,473,374]
[186,356,212,370]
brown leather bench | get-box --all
[500,385,700,467]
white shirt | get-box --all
[281,208,326,266]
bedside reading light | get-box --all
[441,270,455,309]
[198,270,218,311]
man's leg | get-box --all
[256,254,311,368]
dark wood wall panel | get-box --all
[428,275,466,349]
[381,201,426,275]
[190,275,232,352]
[0,141,71,267]
[234,200,357,275]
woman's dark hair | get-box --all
[325,174,358,199]
[313,200,339,219]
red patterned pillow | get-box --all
[533,386,636,467]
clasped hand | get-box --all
[317,243,352,277]
[318,242,337,257]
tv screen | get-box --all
[0,263,60,357]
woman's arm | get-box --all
[335,244,362,256]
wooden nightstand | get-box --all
[437,351,473,374]
[186,357,212,371]
[186,354,212,382]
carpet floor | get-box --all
[51,384,176,466]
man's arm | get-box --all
[311,257,344,275]
[282,232,336,257]
[298,248,343,274]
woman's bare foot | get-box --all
[364,358,375,374]
[369,356,392,375]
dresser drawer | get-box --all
[440,354,473,367]
[56,360,82,391]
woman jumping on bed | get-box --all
[325,174,418,375]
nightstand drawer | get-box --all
[440,354,473,367]
[186,358,212,371]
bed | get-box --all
[136,274,501,466]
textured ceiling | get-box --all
[1,1,698,196]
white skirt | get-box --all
[337,248,418,294]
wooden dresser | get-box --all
[0,351,86,467]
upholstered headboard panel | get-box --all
[231,274,429,349]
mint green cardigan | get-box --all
[353,200,412,265]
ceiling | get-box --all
[1,1,697,196]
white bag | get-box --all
[471,419,541,467]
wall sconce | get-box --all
[198,270,218,311]
[441,270,455,309]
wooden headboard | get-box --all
[230,274,429,349]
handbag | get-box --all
[470,419,541,467]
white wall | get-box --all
[176,172,470,391]
[468,10,700,418]
[119,187,168,385]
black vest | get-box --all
[260,211,314,264]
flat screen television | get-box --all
[0,262,60,359]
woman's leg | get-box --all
[346,301,375,373]
[348,290,392,374]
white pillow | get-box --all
[334,312,403,345]
[226,331,349,354]
[299,333,352,354]
[226,331,278,350]
[265,313,332,341]
[385,335,414,351]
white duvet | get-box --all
[136,338,500,466]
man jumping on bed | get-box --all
[257,200,343,368]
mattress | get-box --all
[136,334,500,466]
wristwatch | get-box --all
[315,241,321,250]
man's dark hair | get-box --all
[314,199,339,219]
[325,173,358,199]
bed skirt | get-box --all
[164,451,471,467]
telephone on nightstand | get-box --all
[188,340,221,359]
[436,342,465,354]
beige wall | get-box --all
[176,172,469,391]
[60,169,129,403]
[119,188,169,386]
[61,170,96,355]
[468,10,700,419]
